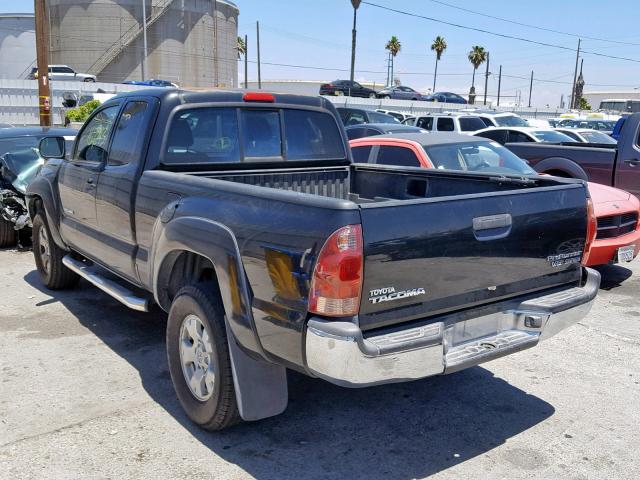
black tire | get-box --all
[32,213,79,289]
[383,95,391,99]
[368,92,376,98]
[167,284,240,431]
[83,78,95,82]
[0,216,17,247]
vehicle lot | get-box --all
[1,248,638,480]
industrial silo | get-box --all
[0,14,36,79]
[48,0,239,88]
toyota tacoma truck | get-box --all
[27,89,600,431]
[499,113,640,198]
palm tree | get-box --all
[236,36,246,60]
[430,36,447,92]
[385,36,401,86]
[467,45,487,89]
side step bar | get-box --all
[62,255,149,312]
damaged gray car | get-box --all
[0,128,76,247]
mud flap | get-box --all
[225,318,288,421]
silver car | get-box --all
[28,65,96,83]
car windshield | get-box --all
[494,115,528,127]
[580,131,617,144]
[531,130,574,143]
[368,111,400,124]
[423,141,536,175]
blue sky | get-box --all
[7,0,640,107]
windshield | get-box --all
[530,130,574,143]
[423,141,536,175]
[580,131,617,144]
[494,115,528,127]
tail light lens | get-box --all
[308,225,363,317]
[582,197,597,266]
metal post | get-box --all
[35,0,51,126]
[256,21,261,89]
[213,0,219,87]
[497,65,502,107]
[141,0,148,81]
[244,34,248,89]
[528,70,533,108]
[350,1,361,82]
[570,39,581,110]
[483,51,490,105]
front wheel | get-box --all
[167,284,240,431]
[83,78,95,82]
[368,92,376,98]
[383,95,391,99]
[32,213,79,289]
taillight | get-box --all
[582,197,597,266]
[308,225,363,317]
[243,92,275,102]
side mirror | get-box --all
[39,136,66,159]
[62,92,78,108]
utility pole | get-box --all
[141,0,148,81]
[528,70,533,108]
[256,21,261,89]
[244,34,248,89]
[497,64,502,107]
[570,38,581,110]
[213,0,219,87]
[483,51,490,105]
[35,0,51,127]
[350,0,361,82]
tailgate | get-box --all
[358,184,588,331]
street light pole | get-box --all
[497,64,502,107]
[570,38,581,110]
[483,51,490,105]
[141,0,148,81]
[349,0,361,83]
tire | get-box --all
[32,213,79,289]
[368,93,376,98]
[383,95,391,99]
[83,78,95,83]
[335,90,344,96]
[167,284,240,431]
[0,216,17,247]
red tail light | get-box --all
[308,225,363,317]
[243,92,275,102]
[582,197,597,266]
[321,83,332,88]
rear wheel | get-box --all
[32,213,79,289]
[335,90,344,96]
[0,217,17,247]
[368,92,376,98]
[166,284,240,431]
[383,95,391,99]
[83,78,95,83]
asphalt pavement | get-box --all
[0,248,638,480]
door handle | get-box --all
[473,214,512,241]
[624,159,640,166]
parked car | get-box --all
[500,113,640,197]
[29,65,96,83]
[403,113,486,133]
[28,89,598,430]
[474,127,575,144]
[526,118,551,128]
[555,128,617,145]
[345,123,425,140]
[376,85,426,100]
[349,132,639,266]
[123,79,178,88]
[319,80,377,98]
[559,119,616,133]
[375,110,414,122]
[424,92,467,104]
[0,127,76,246]
[466,111,529,128]
[336,107,399,126]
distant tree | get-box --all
[430,36,447,92]
[385,36,402,86]
[579,97,592,110]
[237,36,246,60]
[467,45,487,88]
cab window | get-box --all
[436,117,454,131]
[376,146,420,167]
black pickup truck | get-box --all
[27,89,599,431]
[503,113,640,198]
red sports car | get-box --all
[349,133,640,267]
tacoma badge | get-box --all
[369,286,426,304]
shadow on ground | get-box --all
[594,264,634,291]
[24,270,554,480]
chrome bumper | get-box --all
[305,268,600,387]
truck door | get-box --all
[58,104,120,254]
[614,119,640,198]
[93,99,156,282]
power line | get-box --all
[425,0,640,46]
[361,1,640,64]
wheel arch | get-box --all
[533,157,588,180]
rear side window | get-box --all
[437,117,454,131]
[369,111,400,124]
[351,145,373,163]
[164,107,344,164]
[376,146,420,167]
[283,109,344,160]
[459,117,487,132]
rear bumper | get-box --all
[587,229,640,266]
[305,268,600,387]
